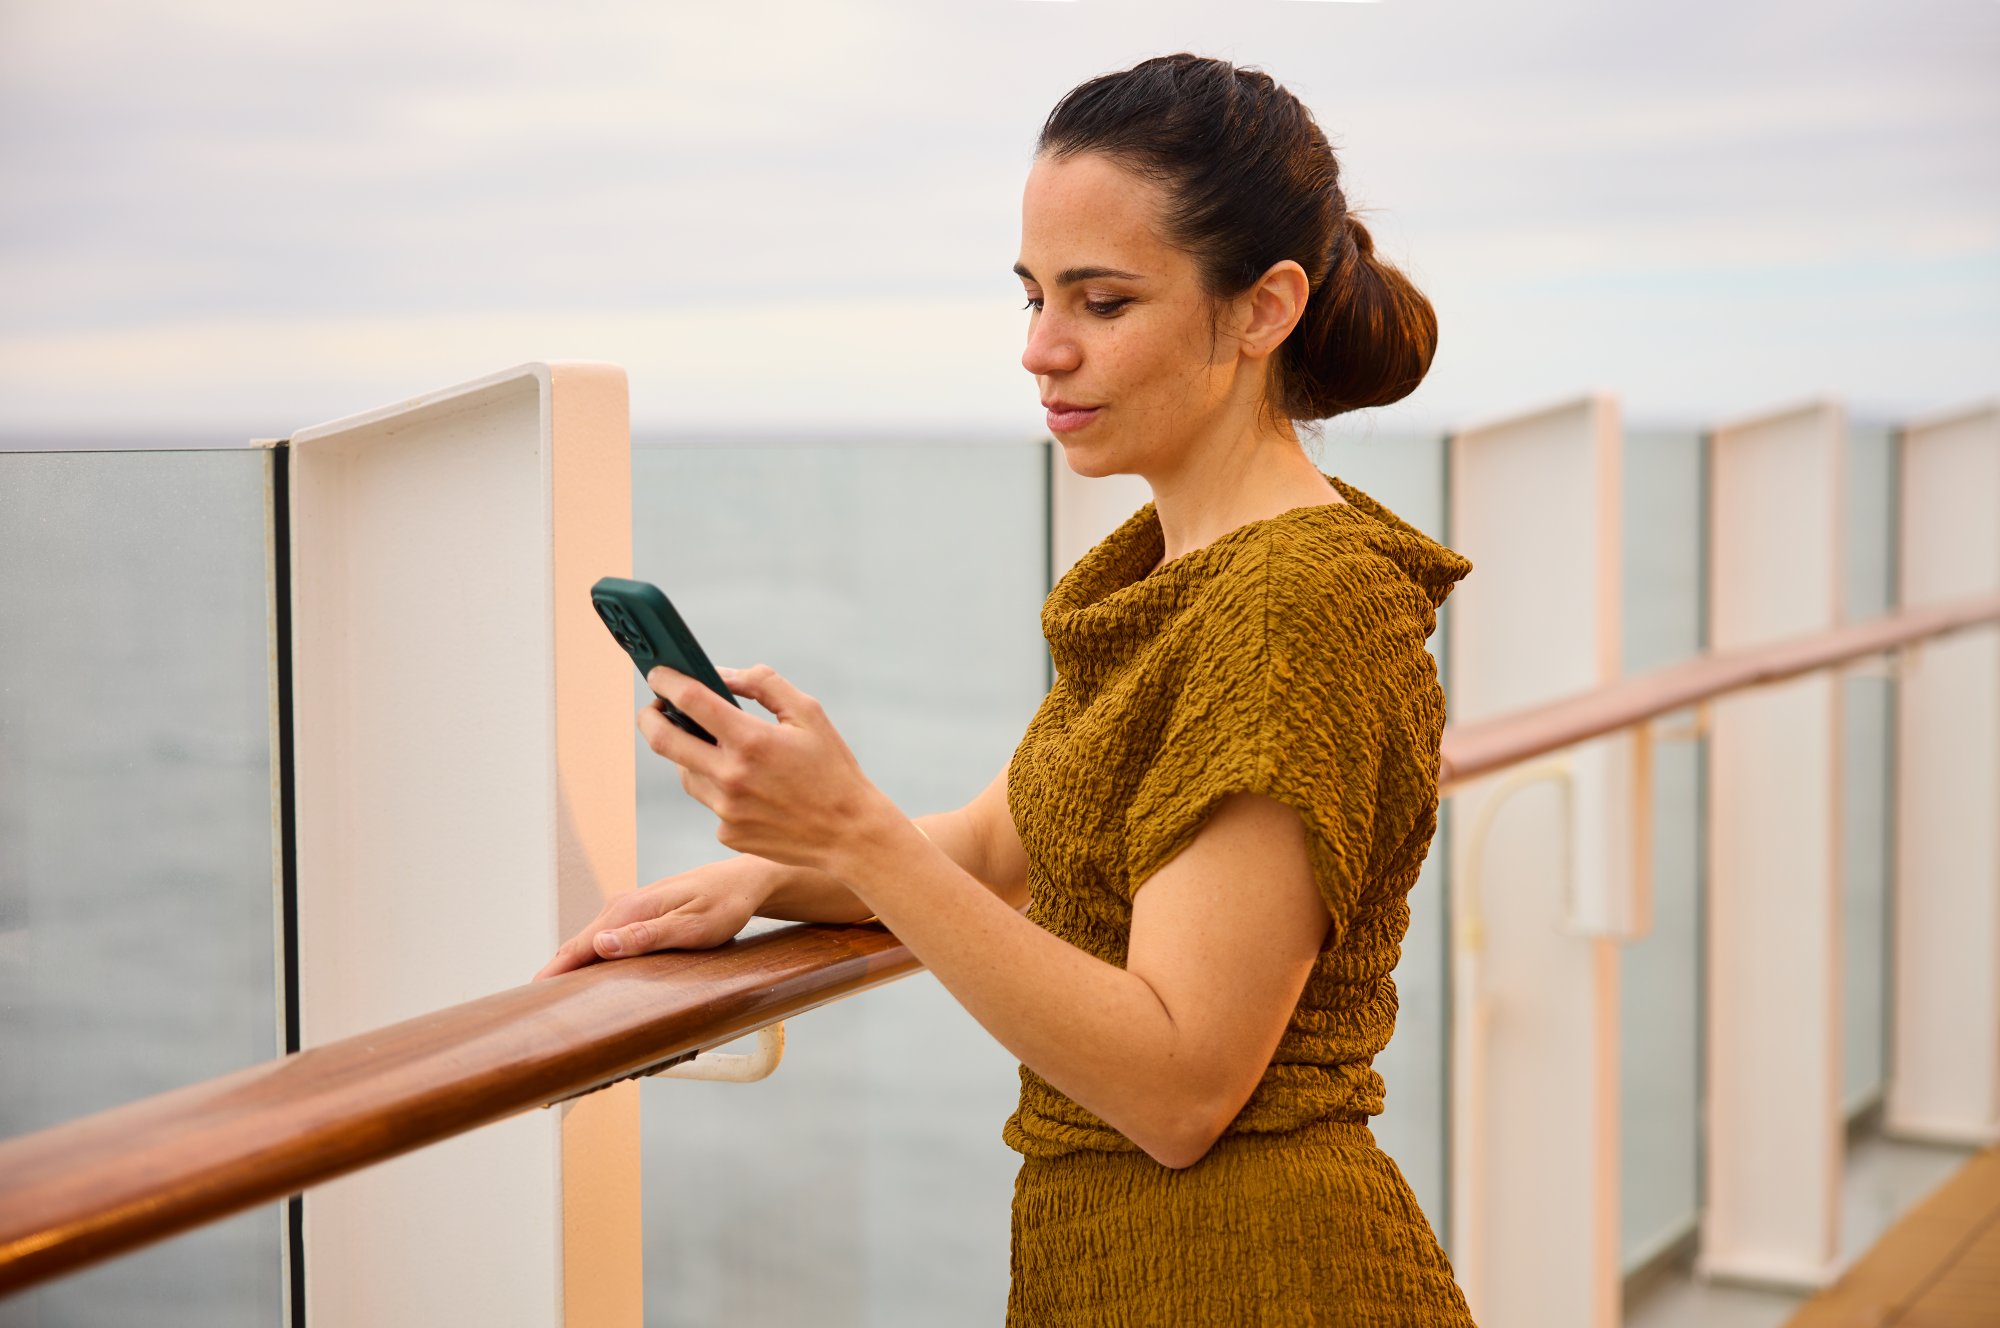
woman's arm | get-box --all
[828,787,1327,1169]
[630,661,1328,1167]
[536,797,1018,978]
[756,807,994,920]
[745,760,1030,921]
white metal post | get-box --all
[1887,400,2000,1146]
[1445,394,1632,1328]
[1699,399,1846,1289]
[287,362,640,1327]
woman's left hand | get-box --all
[640,663,896,874]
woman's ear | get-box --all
[1237,259,1311,362]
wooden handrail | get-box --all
[1,590,1996,1296]
[0,922,919,1296]
[1440,590,2000,788]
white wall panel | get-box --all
[289,362,638,1327]
[1888,401,2000,1146]
[1445,394,1628,1328]
[1699,399,1845,1289]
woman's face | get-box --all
[1016,151,1256,478]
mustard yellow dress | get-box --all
[1002,473,1479,1326]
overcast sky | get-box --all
[1,0,1994,443]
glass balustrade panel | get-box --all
[1841,423,1898,1115]
[1616,427,1708,1275]
[1323,429,1454,1242]
[632,439,1049,1328]
[0,446,285,1327]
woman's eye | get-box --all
[1019,296,1128,317]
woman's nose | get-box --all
[1021,312,1081,377]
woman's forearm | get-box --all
[824,801,1204,1169]
[756,808,986,922]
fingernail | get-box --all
[597,931,622,954]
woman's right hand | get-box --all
[531,857,765,982]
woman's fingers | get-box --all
[532,886,689,980]
[636,699,701,762]
[596,904,733,957]
[531,861,763,981]
[646,666,754,746]
[596,908,676,960]
[716,663,822,726]
[594,913,669,956]
[531,930,602,981]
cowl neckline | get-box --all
[1040,472,1469,688]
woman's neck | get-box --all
[1143,445,1345,573]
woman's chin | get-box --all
[1054,436,1122,479]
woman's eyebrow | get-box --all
[1013,261,1147,285]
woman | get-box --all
[536,53,1477,1326]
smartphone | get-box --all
[589,576,740,745]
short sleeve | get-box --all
[1121,554,1394,948]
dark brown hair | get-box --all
[1037,53,1436,428]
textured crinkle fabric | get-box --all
[1001,473,1477,1324]
[1008,1120,1475,1327]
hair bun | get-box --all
[1289,213,1437,418]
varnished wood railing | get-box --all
[1440,592,2000,787]
[2,589,1996,1297]
[0,923,920,1295]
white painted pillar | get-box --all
[1444,395,1634,1328]
[1886,400,2000,1146]
[1698,399,1846,1289]
[287,362,640,1326]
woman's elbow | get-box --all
[1148,1136,1214,1171]
[1138,1098,1230,1170]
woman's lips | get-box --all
[1046,404,1102,432]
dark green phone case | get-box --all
[589,576,740,745]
